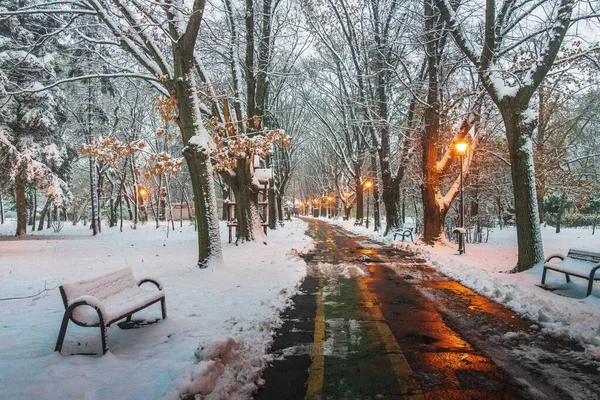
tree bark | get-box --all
[15,172,27,236]
[87,80,99,235]
[30,189,36,228]
[421,0,444,243]
[38,198,51,231]
[174,79,222,264]
[268,178,276,229]
[225,159,260,242]
[276,194,284,222]
[355,177,364,220]
[169,5,223,265]
[501,105,544,270]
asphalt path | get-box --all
[254,219,600,400]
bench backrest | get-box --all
[567,249,600,264]
[60,268,138,306]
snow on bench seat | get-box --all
[541,249,600,297]
[55,268,166,354]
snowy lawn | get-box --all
[328,217,600,359]
[0,218,312,399]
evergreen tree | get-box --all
[0,0,71,235]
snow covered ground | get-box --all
[4,214,600,400]
[0,219,312,400]
[330,217,600,360]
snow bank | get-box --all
[0,218,312,399]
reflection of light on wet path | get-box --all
[356,277,422,396]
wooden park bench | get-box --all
[541,249,600,297]
[393,227,414,242]
[55,268,166,355]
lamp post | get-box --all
[455,140,469,254]
[364,179,373,229]
[137,186,149,222]
[326,196,333,218]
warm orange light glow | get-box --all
[364,179,373,190]
[455,140,469,155]
[326,196,333,202]
[138,187,149,197]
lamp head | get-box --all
[138,187,148,197]
[364,179,373,189]
[455,140,469,155]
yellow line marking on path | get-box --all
[306,277,325,400]
[356,279,423,398]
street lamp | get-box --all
[138,186,149,198]
[364,179,373,229]
[454,140,469,254]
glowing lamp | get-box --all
[455,140,469,155]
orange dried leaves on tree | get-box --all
[146,152,183,176]
[79,136,144,167]
[155,94,178,124]
[210,126,290,172]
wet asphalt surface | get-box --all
[254,219,600,400]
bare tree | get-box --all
[434,0,580,270]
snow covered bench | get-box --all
[393,227,414,242]
[55,268,166,355]
[541,249,600,297]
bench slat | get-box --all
[62,268,139,303]
[567,249,600,263]
[544,258,600,279]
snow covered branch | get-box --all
[6,73,164,96]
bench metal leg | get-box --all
[587,280,594,297]
[55,311,72,353]
[565,274,571,283]
[100,320,108,354]
[55,301,108,355]
[541,267,548,285]
[161,297,167,319]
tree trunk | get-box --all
[15,172,27,236]
[87,80,99,236]
[30,189,37,228]
[344,205,352,220]
[268,178,276,229]
[421,0,445,244]
[382,184,400,234]
[227,159,260,242]
[0,192,4,224]
[38,198,51,231]
[222,186,229,221]
[401,189,406,224]
[373,184,381,231]
[171,31,223,265]
[355,176,364,220]
[183,146,222,265]
[96,165,103,233]
[276,195,284,222]
[502,106,544,270]
[536,90,546,224]
[181,186,186,227]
